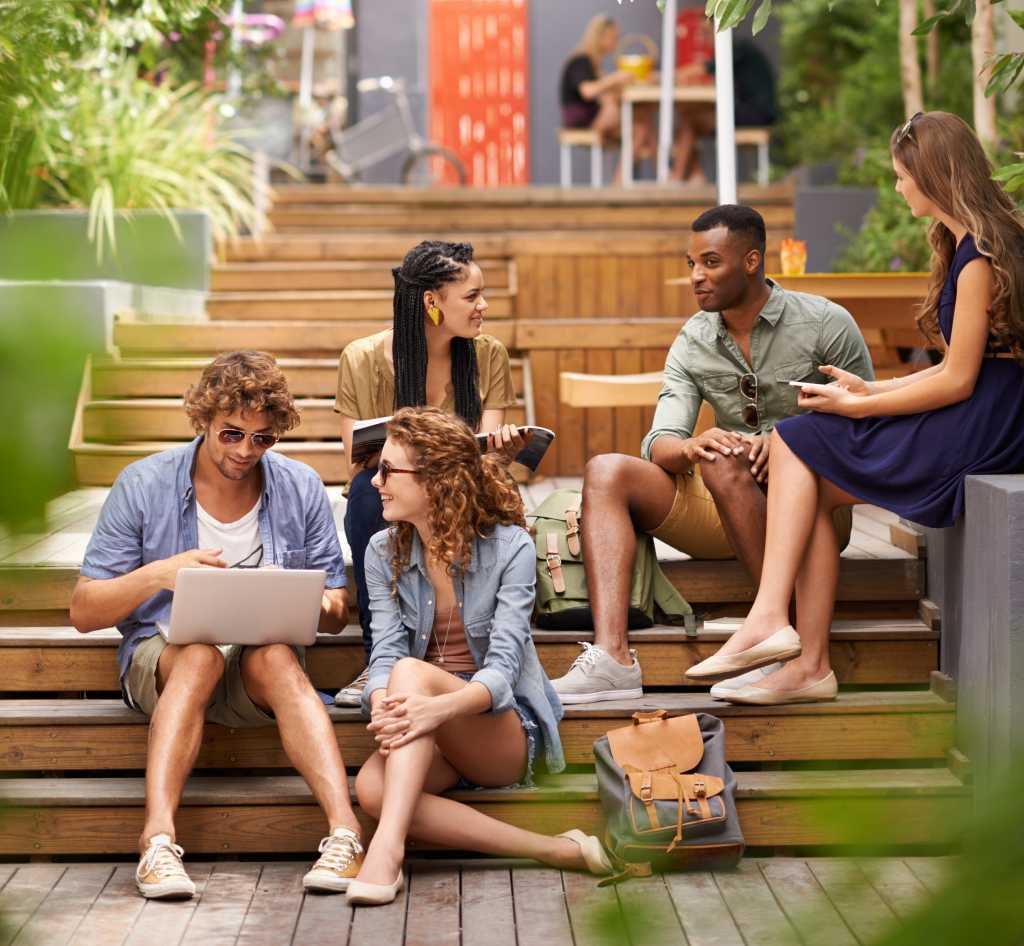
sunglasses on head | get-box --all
[740,372,760,430]
[217,427,278,449]
[378,458,418,485]
[896,111,923,144]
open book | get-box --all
[350,416,555,472]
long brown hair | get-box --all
[890,111,1024,358]
[384,407,526,591]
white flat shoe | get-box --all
[686,625,802,682]
[720,670,838,705]
[709,661,783,699]
[345,870,405,906]
[557,828,614,876]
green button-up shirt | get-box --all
[640,281,875,460]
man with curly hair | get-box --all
[71,350,364,900]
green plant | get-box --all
[32,58,262,259]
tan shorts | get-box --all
[123,633,306,729]
[649,468,853,559]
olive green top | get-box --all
[334,329,517,423]
[640,281,875,460]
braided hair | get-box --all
[391,241,482,431]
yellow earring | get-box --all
[427,304,443,326]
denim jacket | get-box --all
[362,522,566,774]
[81,436,347,682]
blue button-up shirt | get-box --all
[81,437,347,681]
[362,522,565,775]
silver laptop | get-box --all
[158,567,326,647]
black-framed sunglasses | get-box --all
[896,111,923,144]
[739,372,760,430]
[378,458,418,486]
[217,427,278,449]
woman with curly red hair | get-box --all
[346,407,611,905]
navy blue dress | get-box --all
[776,235,1024,527]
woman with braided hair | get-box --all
[345,408,610,905]
[334,240,520,706]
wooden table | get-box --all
[621,82,716,187]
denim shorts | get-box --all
[451,671,539,789]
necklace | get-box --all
[434,600,461,667]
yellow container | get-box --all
[616,34,658,83]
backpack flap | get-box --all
[606,711,705,774]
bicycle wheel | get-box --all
[401,146,467,187]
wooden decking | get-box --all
[0,856,953,946]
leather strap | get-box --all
[565,493,582,557]
[546,532,566,594]
[632,709,667,726]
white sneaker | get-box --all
[303,827,364,893]
[550,642,643,704]
[135,834,196,900]
[334,667,370,706]
[709,662,784,699]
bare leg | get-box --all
[241,644,360,835]
[698,452,767,582]
[581,454,678,665]
[140,643,225,850]
[718,431,860,654]
[355,659,587,885]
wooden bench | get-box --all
[558,128,606,188]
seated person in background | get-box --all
[671,28,777,184]
[349,408,611,906]
[334,241,520,708]
[560,14,655,175]
[550,205,874,704]
[70,351,363,899]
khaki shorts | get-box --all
[123,633,306,729]
[649,468,853,559]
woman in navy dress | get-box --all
[688,111,1024,704]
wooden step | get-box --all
[72,441,347,486]
[206,289,514,321]
[80,399,527,443]
[91,357,527,400]
[0,621,939,691]
[267,183,796,207]
[112,319,515,358]
[266,205,796,233]
[0,768,966,854]
[0,690,954,771]
[210,260,513,292]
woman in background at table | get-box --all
[559,14,654,180]
[334,240,520,708]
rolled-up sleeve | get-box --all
[640,338,702,461]
[81,471,144,579]
[470,532,535,715]
[361,536,410,713]
[304,479,346,589]
[820,302,876,382]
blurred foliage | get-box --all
[0,0,282,257]
[774,0,974,172]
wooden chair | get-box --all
[734,127,771,187]
[558,128,605,187]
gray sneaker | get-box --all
[551,642,643,704]
[334,667,369,707]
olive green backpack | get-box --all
[530,489,697,634]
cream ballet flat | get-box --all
[686,625,802,682]
[557,829,614,876]
[709,661,784,699]
[719,670,838,705]
[345,870,405,906]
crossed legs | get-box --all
[354,658,587,886]
[140,642,359,852]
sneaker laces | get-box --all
[343,667,370,691]
[138,837,187,881]
[314,830,363,873]
[568,641,604,674]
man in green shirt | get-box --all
[551,205,875,704]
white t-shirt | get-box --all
[197,500,263,569]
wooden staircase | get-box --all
[0,482,965,857]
